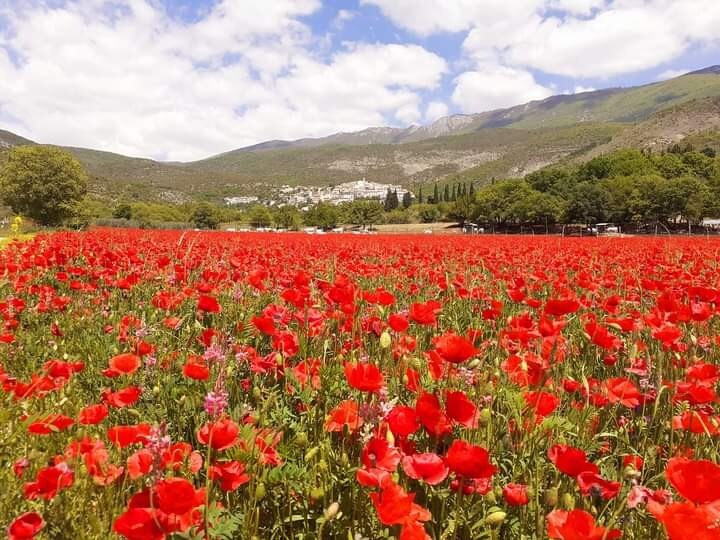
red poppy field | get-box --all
[1,229,720,540]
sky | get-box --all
[0,0,718,162]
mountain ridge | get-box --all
[1,67,719,201]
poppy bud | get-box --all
[318,459,328,472]
[623,465,640,479]
[295,432,308,448]
[152,386,160,395]
[410,357,423,370]
[468,358,481,369]
[311,487,324,501]
[255,482,266,499]
[386,429,395,446]
[341,452,349,467]
[544,487,559,506]
[485,511,506,527]
[479,408,492,426]
[561,493,575,509]
[323,502,340,521]
[252,387,261,400]
[304,447,319,461]
[484,491,497,504]
[275,353,283,365]
[379,331,392,349]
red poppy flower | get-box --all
[127,449,154,480]
[24,462,74,500]
[113,508,165,540]
[388,312,409,332]
[8,512,45,540]
[666,457,720,504]
[197,417,239,451]
[78,404,109,425]
[524,391,559,417]
[102,386,142,408]
[27,414,75,435]
[209,461,251,492]
[344,361,384,393]
[577,471,621,499]
[387,405,420,437]
[445,440,496,480]
[370,481,430,526]
[107,353,141,376]
[548,445,598,478]
[503,483,530,506]
[546,509,621,539]
[604,377,642,408]
[432,332,478,364]
[362,437,401,472]
[415,392,452,438]
[445,390,478,427]
[182,359,210,381]
[402,453,448,485]
[107,424,152,448]
[408,301,441,326]
[651,500,720,540]
[544,298,580,317]
[197,294,221,313]
[155,477,199,515]
[325,400,363,433]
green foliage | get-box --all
[246,204,273,228]
[0,145,88,226]
[414,203,441,223]
[346,200,384,228]
[113,202,133,220]
[304,202,340,230]
[191,202,220,230]
[272,206,302,230]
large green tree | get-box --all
[347,200,384,229]
[0,145,88,226]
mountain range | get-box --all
[1,66,720,202]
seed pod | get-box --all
[295,432,308,448]
[544,487,559,507]
[255,482,266,499]
[323,502,340,521]
[485,511,506,527]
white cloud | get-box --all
[573,85,596,94]
[451,65,553,113]
[0,0,447,161]
[364,0,720,79]
[425,101,449,122]
[657,69,689,81]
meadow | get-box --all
[1,230,719,539]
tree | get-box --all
[304,202,340,230]
[414,203,441,223]
[273,206,302,230]
[401,191,412,208]
[191,202,220,230]
[113,203,133,220]
[348,200,384,229]
[447,196,475,225]
[433,184,440,204]
[417,187,423,204]
[443,184,450,203]
[247,205,273,228]
[0,145,88,226]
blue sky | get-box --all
[0,0,718,160]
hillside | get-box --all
[0,67,719,201]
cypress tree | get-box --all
[433,184,439,204]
